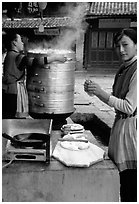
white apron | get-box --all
[108,115,137,172]
[15,80,29,118]
[108,59,137,172]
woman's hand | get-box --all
[84,80,102,96]
[84,80,94,96]
[84,80,110,103]
[84,81,103,96]
[54,54,67,63]
[47,54,67,63]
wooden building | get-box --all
[84,2,137,72]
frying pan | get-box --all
[2,132,49,148]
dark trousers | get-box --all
[119,169,137,202]
[2,91,17,119]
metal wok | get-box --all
[2,132,48,148]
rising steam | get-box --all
[27,2,88,52]
[53,2,88,50]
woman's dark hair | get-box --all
[5,31,18,50]
[114,28,137,45]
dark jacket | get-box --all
[3,50,27,94]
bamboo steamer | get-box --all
[27,50,75,117]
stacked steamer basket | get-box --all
[27,49,76,121]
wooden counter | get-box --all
[2,129,120,202]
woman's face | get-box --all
[115,35,137,62]
[15,34,24,52]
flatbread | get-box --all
[61,124,84,135]
[61,124,84,131]
[60,132,89,151]
[60,141,79,151]
[60,140,90,151]
[63,133,87,140]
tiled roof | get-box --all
[2,2,137,29]
[89,2,137,15]
[2,17,72,29]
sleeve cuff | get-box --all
[108,95,116,107]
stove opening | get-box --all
[15,154,36,160]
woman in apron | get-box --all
[84,28,137,202]
[2,32,67,119]
[2,32,27,118]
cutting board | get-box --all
[52,141,105,167]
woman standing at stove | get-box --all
[2,32,27,118]
[2,31,67,119]
[84,28,137,202]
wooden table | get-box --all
[2,123,120,202]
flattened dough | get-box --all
[60,141,90,151]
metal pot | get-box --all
[27,50,76,116]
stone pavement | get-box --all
[74,71,116,128]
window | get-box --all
[99,32,106,48]
[106,32,113,48]
[91,32,98,48]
